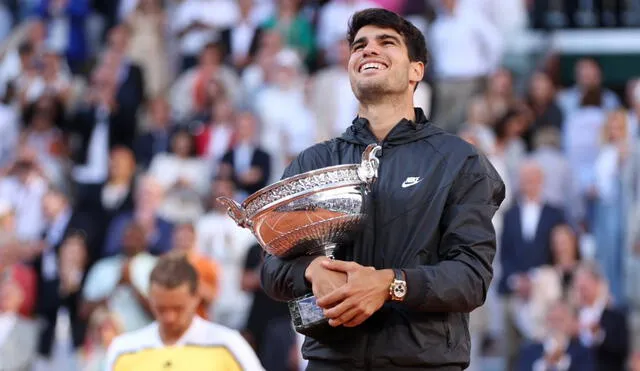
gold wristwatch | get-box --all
[389,269,407,301]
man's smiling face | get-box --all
[348,25,422,102]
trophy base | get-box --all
[289,293,332,337]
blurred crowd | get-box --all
[0,0,639,370]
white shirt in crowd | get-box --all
[520,199,542,242]
[0,103,18,169]
[172,0,240,57]
[429,6,503,79]
[105,315,265,371]
[0,175,47,241]
[72,106,111,185]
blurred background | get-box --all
[0,0,640,370]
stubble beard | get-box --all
[352,79,393,104]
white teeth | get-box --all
[360,62,387,72]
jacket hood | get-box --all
[339,107,443,147]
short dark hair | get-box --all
[150,254,199,294]
[347,8,429,67]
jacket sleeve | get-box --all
[402,153,505,312]
[260,145,330,302]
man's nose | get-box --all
[362,43,380,56]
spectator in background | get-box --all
[75,146,136,260]
[316,0,379,66]
[68,63,137,192]
[0,261,39,371]
[149,128,210,223]
[499,159,566,370]
[310,38,361,143]
[102,24,145,114]
[517,301,594,371]
[0,20,48,94]
[593,110,632,305]
[125,0,169,99]
[241,29,285,98]
[557,58,620,117]
[262,0,316,68]
[170,0,239,72]
[37,0,90,75]
[102,174,173,257]
[195,177,254,329]
[0,82,19,170]
[523,70,564,151]
[193,94,236,174]
[563,86,608,232]
[134,97,174,170]
[219,0,264,72]
[492,108,527,185]
[20,94,67,187]
[171,42,241,120]
[254,48,316,184]
[0,145,48,242]
[81,221,157,333]
[477,67,521,125]
[219,111,271,199]
[171,223,219,320]
[626,78,640,137]
[530,126,581,226]
[34,187,96,368]
[429,0,503,133]
[572,262,630,371]
[78,307,123,371]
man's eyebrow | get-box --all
[351,36,367,47]
[351,33,402,48]
[376,34,401,43]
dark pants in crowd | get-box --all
[36,280,86,358]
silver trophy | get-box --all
[217,144,381,335]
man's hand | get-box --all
[316,260,393,328]
[305,257,347,300]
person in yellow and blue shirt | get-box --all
[104,253,265,371]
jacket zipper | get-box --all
[364,141,382,371]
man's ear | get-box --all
[409,61,425,84]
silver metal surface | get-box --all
[217,143,381,259]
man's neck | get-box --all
[358,98,415,141]
[160,319,193,346]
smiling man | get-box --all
[260,8,506,371]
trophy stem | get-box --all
[307,243,338,260]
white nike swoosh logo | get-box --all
[401,179,422,188]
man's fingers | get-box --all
[323,298,354,320]
[343,312,370,328]
[316,286,349,308]
[321,259,359,273]
[328,306,360,327]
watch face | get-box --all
[393,281,407,298]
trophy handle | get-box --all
[216,196,250,228]
[357,143,382,190]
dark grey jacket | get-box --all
[260,108,506,369]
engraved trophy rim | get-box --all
[241,163,362,219]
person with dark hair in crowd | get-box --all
[104,253,263,371]
[260,8,505,371]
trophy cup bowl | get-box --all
[217,144,381,335]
